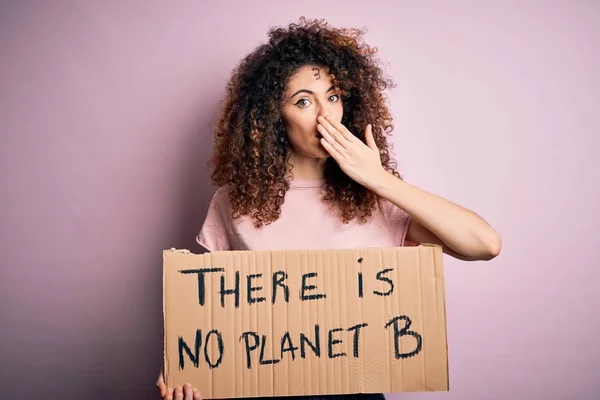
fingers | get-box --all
[317,123,347,151]
[158,383,167,398]
[319,115,355,142]
[156,369,167,397]
[193,388,202,400]
[317,116,352,146]
[172,384,199,400]
[365,124,378,151]
[318,125,346,156]
[320,137,343,160]
[159,378,198,400]
[174,386,183,400]
[184,383,194,399]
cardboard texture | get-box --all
[163,245,448,398]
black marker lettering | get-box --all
[347,323,368,358]
[179,268,224,306]
[301,272,326,301]
[328,327,346,358]
[247,273,266,304]
[374,268,394,296]
[272,271,289,304]
[259,335,280,365]
[384,315,422,359]
[204,330,224,369]
[178,329,202,370]
[300,325,321,358]
[357,272,364,298]
[219,271,240,307]
[280,331,298,361]
[240,331,259,369]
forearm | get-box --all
[371,171,502,260]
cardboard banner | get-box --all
[162,245,448,398]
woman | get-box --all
[157,17,501,400]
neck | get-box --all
[287,151,327,180]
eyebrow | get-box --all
[290,85,335,99]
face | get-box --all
[280,65,344,159]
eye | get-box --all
[295,98,311,108]
[328,94,340,102]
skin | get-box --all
[280,64,501,260]
[156,377,201,400]
[156,64,502,398]
[280,65,344,180]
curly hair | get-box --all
[209,17,401,227]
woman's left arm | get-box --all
[316,115,502,261]
[371,172,502,261]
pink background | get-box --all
[1,1,598,399]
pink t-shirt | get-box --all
[196,179,412,252]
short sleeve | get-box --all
[196,187,232,252]
[382,200,413,247]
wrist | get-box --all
[369,168,402,196]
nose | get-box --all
[317,102,333,118]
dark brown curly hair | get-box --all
[209,17,401,227]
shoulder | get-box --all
[207,185,232,213]
[379,198,410,221]
[212,184,230,202]
[196,185,234,252]
[377,199,413,246]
